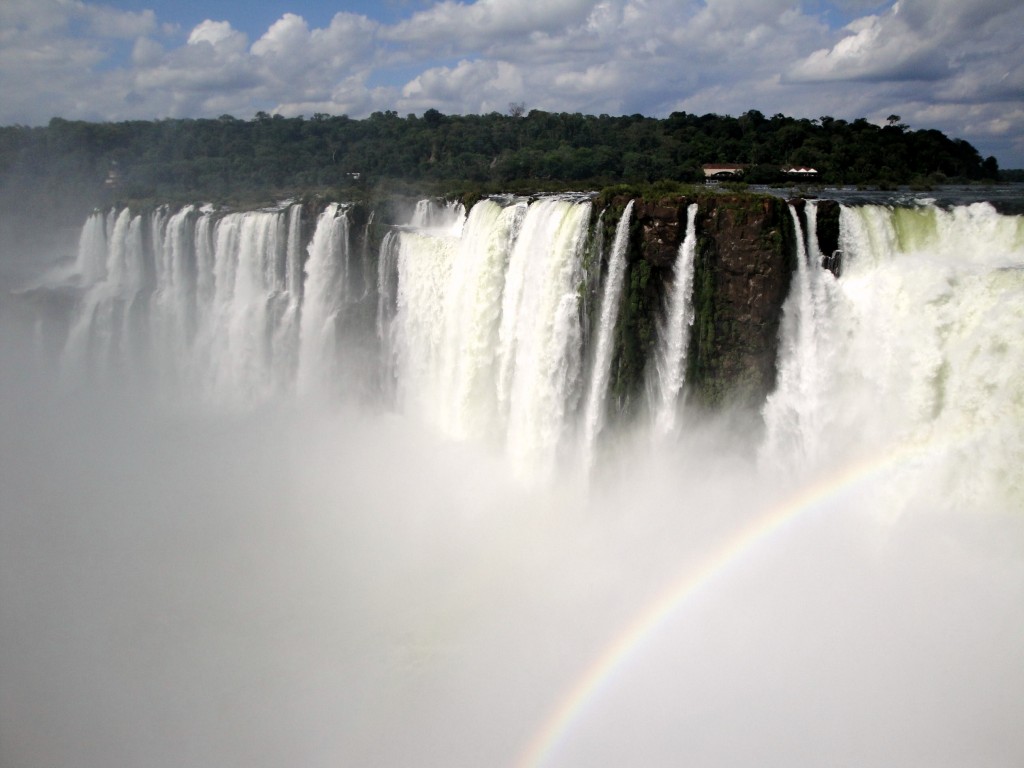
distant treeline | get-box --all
[0,108,1002,210]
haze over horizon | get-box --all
[2,0,1023,168]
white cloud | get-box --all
[788,0,1023,83]
[779,0,1024,162]
[0,0,1021,165]
[384,0,597,48]
[186,20,247,50]
[0,0,74,32]
[249,13,309,58]
[787,6,946,82]
[131,36,164,67]
[243,12,381,113]
[252,12,378,75]
[399,59,525,114]
[83,4,157,39]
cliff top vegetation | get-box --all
[0,108,1003,218]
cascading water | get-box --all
[760,201,836,467]
[73,209,108,286]
[649,202,699,437]
[496,198,592,481]
[270,203,305,390]
[62,208,146,380]
[581,200,633,466]
[4,193,1024,768]
[296,203,348,400]
[410,198,468,234]
[436,201,522,441]
[395,196,588,481]
[202,209,288,403]
[50,195,1024,499]
[60,202,311,406]
[376,229,403,401]
[441,200,525,439]
[763,200,1024,511]
[150,205,197,382]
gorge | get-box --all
[1,190,1022,767]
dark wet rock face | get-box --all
[607,193,806,414]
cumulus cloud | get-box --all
[788,5,947,82]
[187,19,247,50]
[0,0,1022,164]
[399,59,525,114]
[781,0,1024,160]
[788,0,1022,83]
[120,20,261,117]
[249,12,309,58]
[0,2,111,121]
[252,11,377,70]
[384,0,597,48]
[249,11,379,101]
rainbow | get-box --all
[514,441,939,768]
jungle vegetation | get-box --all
[0,108,1004,213]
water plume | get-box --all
[1,194,1021,768]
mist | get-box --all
[2,203,1023,768]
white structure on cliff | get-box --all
[702,163,747,179]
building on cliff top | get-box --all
[703,163,748,179]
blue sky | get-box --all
[2,0,1022,166]
[100,0,431,38]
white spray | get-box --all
[297,203,349,400]
[760,202,835,469]
[496,198,592,482]
[649,202,699,437]
[581,199,634,464]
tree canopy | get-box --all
[0,109,1001,212]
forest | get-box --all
[0,107,1004,213]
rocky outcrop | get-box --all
[688,195,794,408]
[607,192,815,415]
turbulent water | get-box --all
[649,202,699,437]
[1,195,1023,768]
[581,200,633,463]
[764,201,1024,510]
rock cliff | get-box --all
[606,192,838,415]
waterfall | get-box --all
[204,210,288,404]
[62,208,146,380]
[115,213,148,379]
[151,206,196,381]
[649,202,699,436]
[11,193,1024,768]
[393,220,458,424]
[393,196,590,481]
[376,229,403,401]
[271,204,305,390]
[581,199,634,464]
[194,212,215,322]
[410,198,467,233]
[760,202,835,467]
[74,210,108,286]
[60,203,309,406]
[435,199,525,440]
[497,198,591,481]
[297,203,348,399]
[762,200,1024,509]
[48,195,1024,498]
